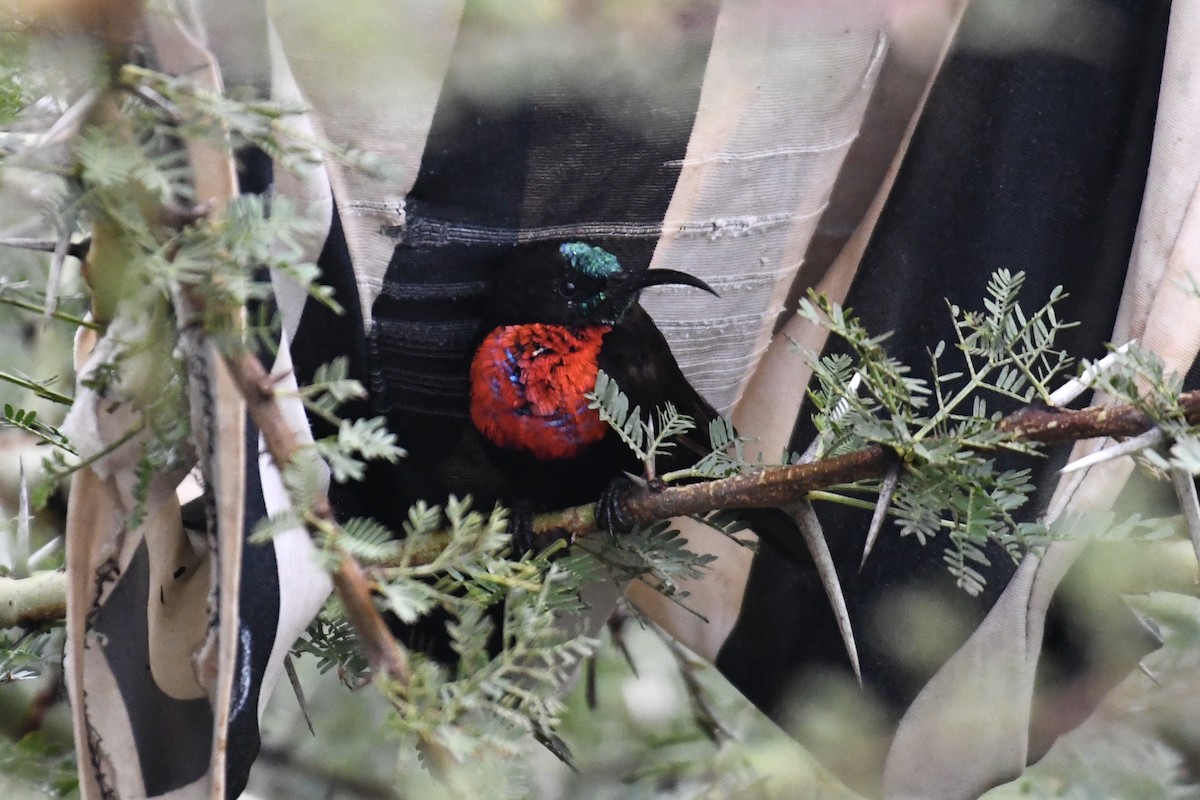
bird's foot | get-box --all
[596,475,655,541]
[509,503,571,559]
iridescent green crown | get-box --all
[559,242,621,278]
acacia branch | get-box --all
[530,390,1200,540]
[224,344,473,771]
[0,571,67,628]
[225,350,412,686]
[4,388,1200,630]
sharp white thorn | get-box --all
[787,500,861,684]
[27,536,62,571]
[1045,449,1095,523]
[1169,466,1200,582]
[38,89,98,147]
[862,465,900,569]
[14,459,31,579]
[283,655,316,736]
[1059,428,1164,474]
[1048,341,1136,407]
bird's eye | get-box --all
[558,280,577,298]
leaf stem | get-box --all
[0,370,73,406]
[806,490,879,512]
[0,293,102,331]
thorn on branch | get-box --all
[862,464,900,569]
[1169,466,1200,583]
[784,500,861,684]
[1059,429,1164,475]
[283,655,315,737]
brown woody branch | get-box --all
[225,351,412,686]
[530,390,1200,541]
[7,386,1200,630]
[226,349,462,773]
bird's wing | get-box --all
[598,305,723,471]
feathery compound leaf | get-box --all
[2,404,76,454]
[300,357,368,424]
[380,580,440,625]
[708,415,735,451]
[796,274,1075,593]
[338,517,401,563]
[294,613,369,684]
[587,369,648,459]
[660,415,747,482]
[282,450,324,510]
[316,416,405,483]
[645,403,695,460]
[249,509,304,544]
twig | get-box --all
[0,571,67,627]
[224,347,461,773]
[0,286,103,331]
[532,388,1200,541]
[633,608,736,744]
[223,350,412,685]
[0,369,74,406]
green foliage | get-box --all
[1081,343,1200,481]
[798,270,1074,458]
[575,519,717,602]
[0,733,78,799]
[392,563,597,756]
[336,516,401,563]
[315,416,405,483]
[582,375,755,599]
[1,405,74,455]
[0,375,71,407]
[796,270,1078,593]
[1086,342,1184,422]
[296,356,367,426]
[0,628,60,682]
[0,33,32,124]
[586,371,746,485]
[586,274,1071,594]
[6,31,1200,800]
[587,369,695,472]
[291,495,605,759]
[171,194,338,348]
[284,478,743,766]
[664,415,747,482]
[292,612,370,687]
[118,64,394,179]
[76,124,193,210]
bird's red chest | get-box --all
[470,323,612,460]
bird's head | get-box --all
[485,242,717,327]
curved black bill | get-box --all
[625,268,719,297]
